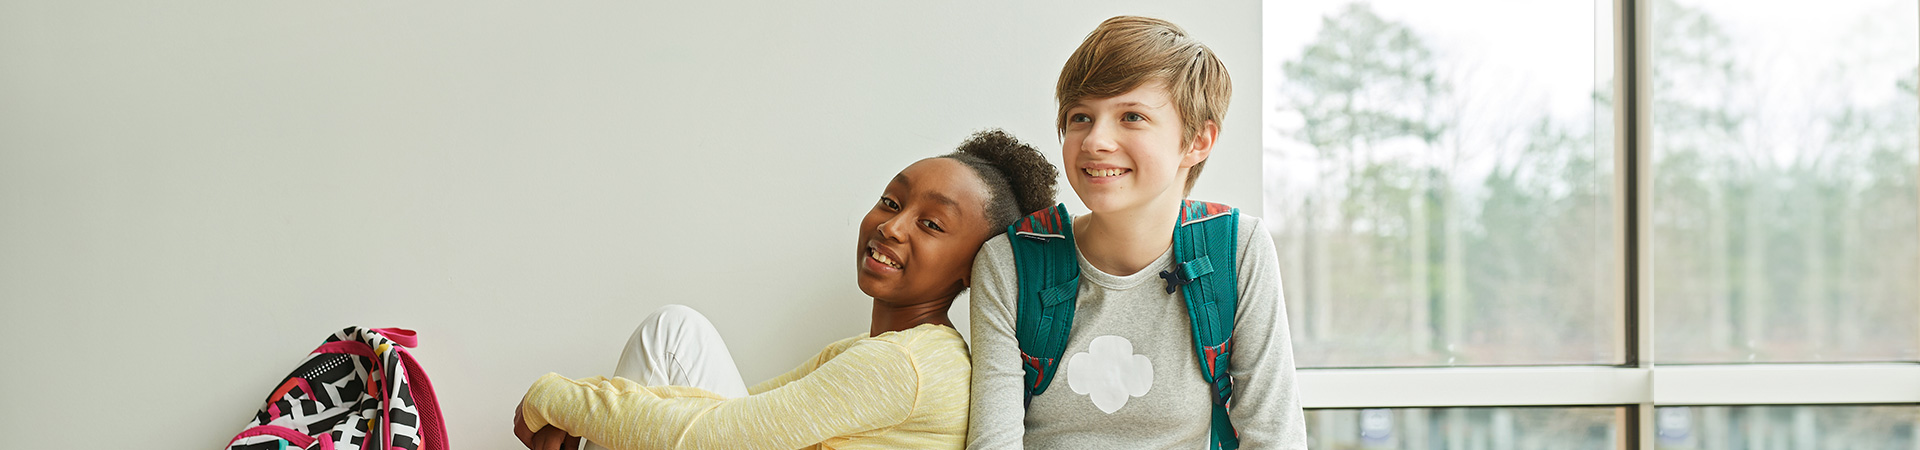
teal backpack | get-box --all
[1007,199,1241,450]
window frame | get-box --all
[1280,0,1920,447]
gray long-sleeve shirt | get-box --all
[967,214,1308,449]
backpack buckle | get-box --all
[1158,269,1192,294]
[1160,256,1215,294]
[1211,376,1234,407]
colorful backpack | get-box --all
[1009,200,1241,450]
[223,327,448,450]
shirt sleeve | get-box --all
[521,338,920,450]
[1226,216,1309,449]
[965,235,1028,449]
[746,336,860,395]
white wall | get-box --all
[0,2,1260,448]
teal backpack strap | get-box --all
[1164,200,1241,450]
[1007,203,1080,408]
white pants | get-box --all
[582,304,750,450]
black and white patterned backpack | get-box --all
[223,327,447,450]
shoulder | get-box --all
[970,233,1019,287]
[978,233,1014,265]
[1229,213,1280,285]
[827,333,868,352]
[1182,201,1270,253]
[893,326,973,424]
[896,325,968,359]
[829,333,918,375]
[875,325,971,377]
[867,325,965,356]
[1236,213,1272,249]
[803,333,871,363]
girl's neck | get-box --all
[869,297,954,337]
[1075,197,1183,276]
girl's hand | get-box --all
[512,394,583,450]
[531,427,581,450]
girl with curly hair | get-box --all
[512,129,1057,450]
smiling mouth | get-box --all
[868,248,903,269]
[1084,168,1131,178]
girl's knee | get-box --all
[652,303,702,322]
[639,304,711,336]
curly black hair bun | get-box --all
[942,129,1059,232]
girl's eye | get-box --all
[1069,113,1092,123]
[880,197,899,210]
[1122,112,1145,122]
[921,219,944,232]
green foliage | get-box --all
[1277,3,1611,364]
[1282,3,1448,151]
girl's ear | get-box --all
[1181,120,1220,169]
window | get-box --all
[1647,0,1919,365]
[1266,0,1920,446]
[1654,405,1920,450]
[1310,407,1623,449]
[1266,0,1618,369]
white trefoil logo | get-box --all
[1066,335,1154,414]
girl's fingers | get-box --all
[512,414,533,447]
[531,427,557,450]
[533,426,574,450]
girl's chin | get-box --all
[853,276,888,299]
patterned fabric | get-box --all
[521,324,971,450]
[1012,203,1070,239]
[225,327,446,450]
[1179,199,1234,225]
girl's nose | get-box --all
[878,215,910,242]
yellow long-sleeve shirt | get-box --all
[521,324,970,450]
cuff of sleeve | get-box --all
[522,372,571,431]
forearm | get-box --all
[524,342,919,450]
[521,374,723,450]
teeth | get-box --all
[1084,168,1127,177]
[870,249,901,269]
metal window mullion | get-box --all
[1614,0,1654,446]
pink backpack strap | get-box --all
[309,328,443,450]
[313,340,376,357]
[372,327,419,348]
[397,346,448,450]
[229,425,316,448]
